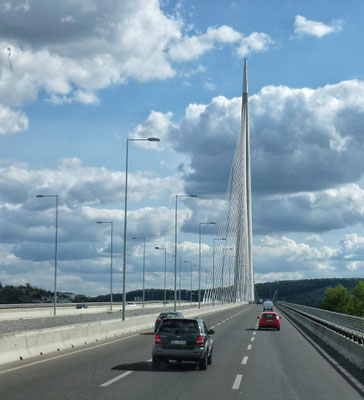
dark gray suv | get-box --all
[152,317,214,370]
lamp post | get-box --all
[36,194,58,316]
[155,246,167,306]
[184,261,192,303]
[212,237,226,306]
[96,221,114,311]
[122,137,159,320]
[172,254,181,309]
[132,237,146,308]
[198,221,216,309]
[174,194,197,311]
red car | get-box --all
[258,311,281,330]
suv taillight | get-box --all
[195,335,205,346]
[154,334,161,344]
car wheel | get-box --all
[199,357,208,370]
[152,356,161,369]
[207,353,212,365]
[277,327,280,331]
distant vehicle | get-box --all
[154,311,183,332]
[152,317,214,370]
[76,303,88,309]
[263,300,273,311]
[258,311,281,330]
[127,302,137,307]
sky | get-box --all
[1,0,364,297]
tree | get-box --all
[320,284,350,313]
[348,281,364,317]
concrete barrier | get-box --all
[279,305,364,370]
[0,302,246,366]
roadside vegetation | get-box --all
[320,281,364,317]
[255,278,362,308]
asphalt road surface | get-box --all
[0,304,362,400]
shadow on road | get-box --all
[112,361,199,372]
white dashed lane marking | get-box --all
[232,374,243,390]
[247,344,252,350]
[242,356,248,365]
[251,337,255,342]
[100,371,133,387]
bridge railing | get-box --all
[277,301,364,342]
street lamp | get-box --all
[212,237,226,306]
[199,221,216,309]
[172,254,181,309]
[97,221,114,311]
[122,137,160,320]
[36,194,58,316]
[174,194,197,311]
[155,246,167,306]
[132,237,146,308]
[184,261,192,303]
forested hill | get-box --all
[255,278,362,307]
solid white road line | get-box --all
[242,356,248,365]
[247,345,252,350]
[100,371,133,387]
[232,374,243,390]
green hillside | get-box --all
[255,278,362,307]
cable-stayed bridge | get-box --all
[204,59,255,304]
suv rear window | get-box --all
[263,314,276,318]
[159,320,199,334]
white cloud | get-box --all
[253,235,348,280]
[134,79,364,209]
[0,157,182,206]
[0,2,274,135]
[293,15,342,38]
[0,104,28,135]
[169,25,242,62]
[236,32,274,57]
[129,111,176,151]
[169,26,273,62]
[346,261,363,271]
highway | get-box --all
[0,304,362,400]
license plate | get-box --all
[266,319,273,322]
[170,340,186,345]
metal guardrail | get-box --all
[277,301,364,343]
